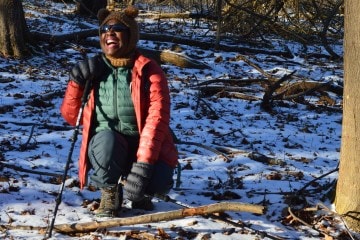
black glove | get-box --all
[70,55,104,86]
[124,162,154,202]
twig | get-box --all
[19,125,36,151]
[236,55,275,81]
[210,214,287,240]
[287,207,313,228]
[193,78,269,87]
[296,167,339,194]
[249,190,298,195]
[198,98,219,119]
[287,207,323,237]
[177,140,231,162]
[0,121,72,131]
[0,162,62,178]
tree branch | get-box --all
[1,202,265,234]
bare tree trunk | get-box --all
[215,0,222,49]
[76,0,107,16]
[335,0,360,232]
[0,0,30,58]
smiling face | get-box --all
[99,20,130,58]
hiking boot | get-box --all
[131,196,154,211]
[95,185,123,217]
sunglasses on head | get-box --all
[99,24,128,34]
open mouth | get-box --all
[106,39,118,46]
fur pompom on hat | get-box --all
[97,6,139,57]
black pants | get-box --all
[88,130,174,195]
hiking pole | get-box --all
[153,193,194,208]
[46,77,92,238]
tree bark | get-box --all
[335,0,360,232]
[0,0,30,58]
[215,0,223,49]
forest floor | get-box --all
[0,1,355,240]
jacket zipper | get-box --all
[113,69,118,120]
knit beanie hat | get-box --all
[97,6,139,57]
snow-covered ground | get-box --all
[0,1,352,239]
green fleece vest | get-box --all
[94,67,139,136]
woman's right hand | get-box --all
[70,55,104,86]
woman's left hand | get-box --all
[124,162,154,202]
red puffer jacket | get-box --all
[60,52,178,189]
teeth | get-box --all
[106,40,116,44]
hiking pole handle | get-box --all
[152,193,194,209]
[73,77,92,131]
[81,78,92,112]
[46,78,92,238]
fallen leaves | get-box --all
[282,203,351,239]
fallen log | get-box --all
[82,39,210,69]
[30,29,292,58]
[274,81,342,99]
[30,29,98,43]
[141,12,217,21]
[54,202,265,234]
[140,33,292,58]
[217,91,262,101]
[1,202,265,234]
[160,50,210,69]
[45,36,208,69]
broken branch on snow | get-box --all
[1,202,265,234]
